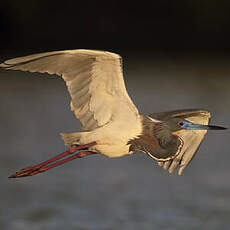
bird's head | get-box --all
[165,117,227,132]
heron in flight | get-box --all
[0,49,226,178]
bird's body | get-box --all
[61,111,142,158]
[0,49,226,177]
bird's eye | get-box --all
[179,122,184,126]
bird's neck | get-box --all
[153,122,176,148]
[128,115,182,160]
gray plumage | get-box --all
[149,109,211,174]
[128,109,211,175]
[129,115,184,161]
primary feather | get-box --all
[0,49,139,131]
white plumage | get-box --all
[0,49,142,158]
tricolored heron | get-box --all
[0,49,226,178]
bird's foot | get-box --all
[8,166,45,178]
[9,142,97,178]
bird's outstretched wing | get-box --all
[0,49,139,131]
[149,109,211,175]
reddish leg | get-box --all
[9,142,97,178]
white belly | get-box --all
[92,144,131,157]
[79,114,142,158]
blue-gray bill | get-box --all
[182,121,227,130]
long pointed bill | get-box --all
[183,121,227,130]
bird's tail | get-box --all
[60,132,82,146]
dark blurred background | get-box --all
[1,0,230,54]
[0,1,230,230]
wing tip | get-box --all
[178,167,184,175]
[0,62,10,69]
[0,49,122,70]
